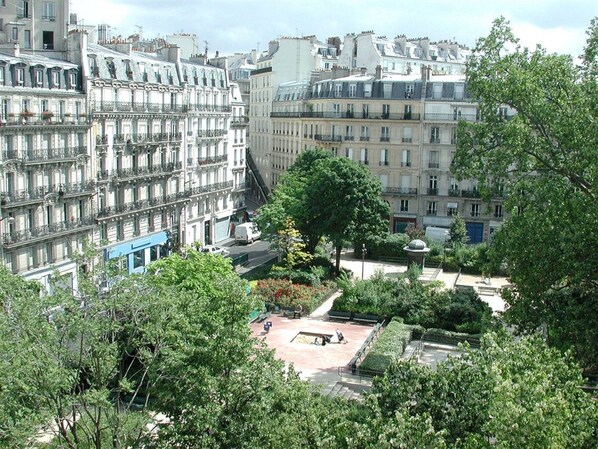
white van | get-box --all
[425,226,450,244]
[235,222,261,244]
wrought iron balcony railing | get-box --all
[2,216,96,246]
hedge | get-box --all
[359,319,415,373]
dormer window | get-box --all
[106,60,116,79]
[52,71,60,88]
[16,68,24,86]
[0,67,4,86]
[69,72,77,89]
[35,69,43,86]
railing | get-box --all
[461,189,481,198]
[271,111,421,120]
[184,104,232,113]
[424,113,478,122]
[187,180,233,197]
[429,137,440,144]
[402,137,413,143]
[1,114,89,126]
[346,322,385,376]
[2,146,88,163]
[343,135,354,141]
[448,188,461,197]
[383,187,418,195]
[380,136,390,142]
[1,181,95,206]
[111,162,182,180]
[314,134,341,142]
[231,116,249,125]
[2,216,96,246]
[196,154,228,166]
[428,162,440,169]
[92,101,185,113]
[197,129,227,139]
[97,192,190,219]
[427,188,438,195]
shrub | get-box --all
[251,278,331,313]
[360,319,415,372]
[333,275,494,334]
[362,233,410,259]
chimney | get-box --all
[360,67,367,76]
[375,65,382,80]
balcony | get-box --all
[92,101,185,114]
[231,116,249,127]
[461,189,481,198]
[111,162,183,183]
[197,129,227,141]
[359,160,369,165]
[270,111,421,120]
[2,216,96,248]
[359,136,370,142]
[314,134,341,142]
[402,137,413,143]
[424,113,478,122]
[183,104,232,113]
[427,188,438,195]
[1,113,89,127]
[448,188,461,197]
[0,181,95,208]
[196,154,228,166]
[2,146,88,165]
[428,162,440,169]
[97,192,190,220]
[187,180,234,197]
[470,212,480,217]
[380,136,390,142]
[429,137,440,144]
[383,187,418,196]
[426,210,438,216]
[400,161,412,167]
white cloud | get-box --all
[511,22,588,57]
[71,0,131,30]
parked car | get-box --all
[234,222,261,244]
[200,245,230,256]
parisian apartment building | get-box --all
[0,1,248,290]
[256,31,506,243]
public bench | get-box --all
[327,310,352,321]
[478,285,499,296]
[353,313,382,324]
[255,311,271,323]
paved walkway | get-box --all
[250,253,510,395]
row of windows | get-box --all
[0,65,77,89]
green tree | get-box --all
[451,18,598,368]
[0,263,173,448]
[448,213,468,247]
[258,149,389,273]
[370,332,597,448]
[307,156,390,273]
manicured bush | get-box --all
[332,275,495,334]
[251,278,332,313]
[356,233,411,259]
[360,318,415,372]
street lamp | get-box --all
[361,243,366,280]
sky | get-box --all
[70,0,597,58]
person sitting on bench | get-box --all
[293,304,303,319]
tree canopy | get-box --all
[257,149,389,273]
[451,17,598,369]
